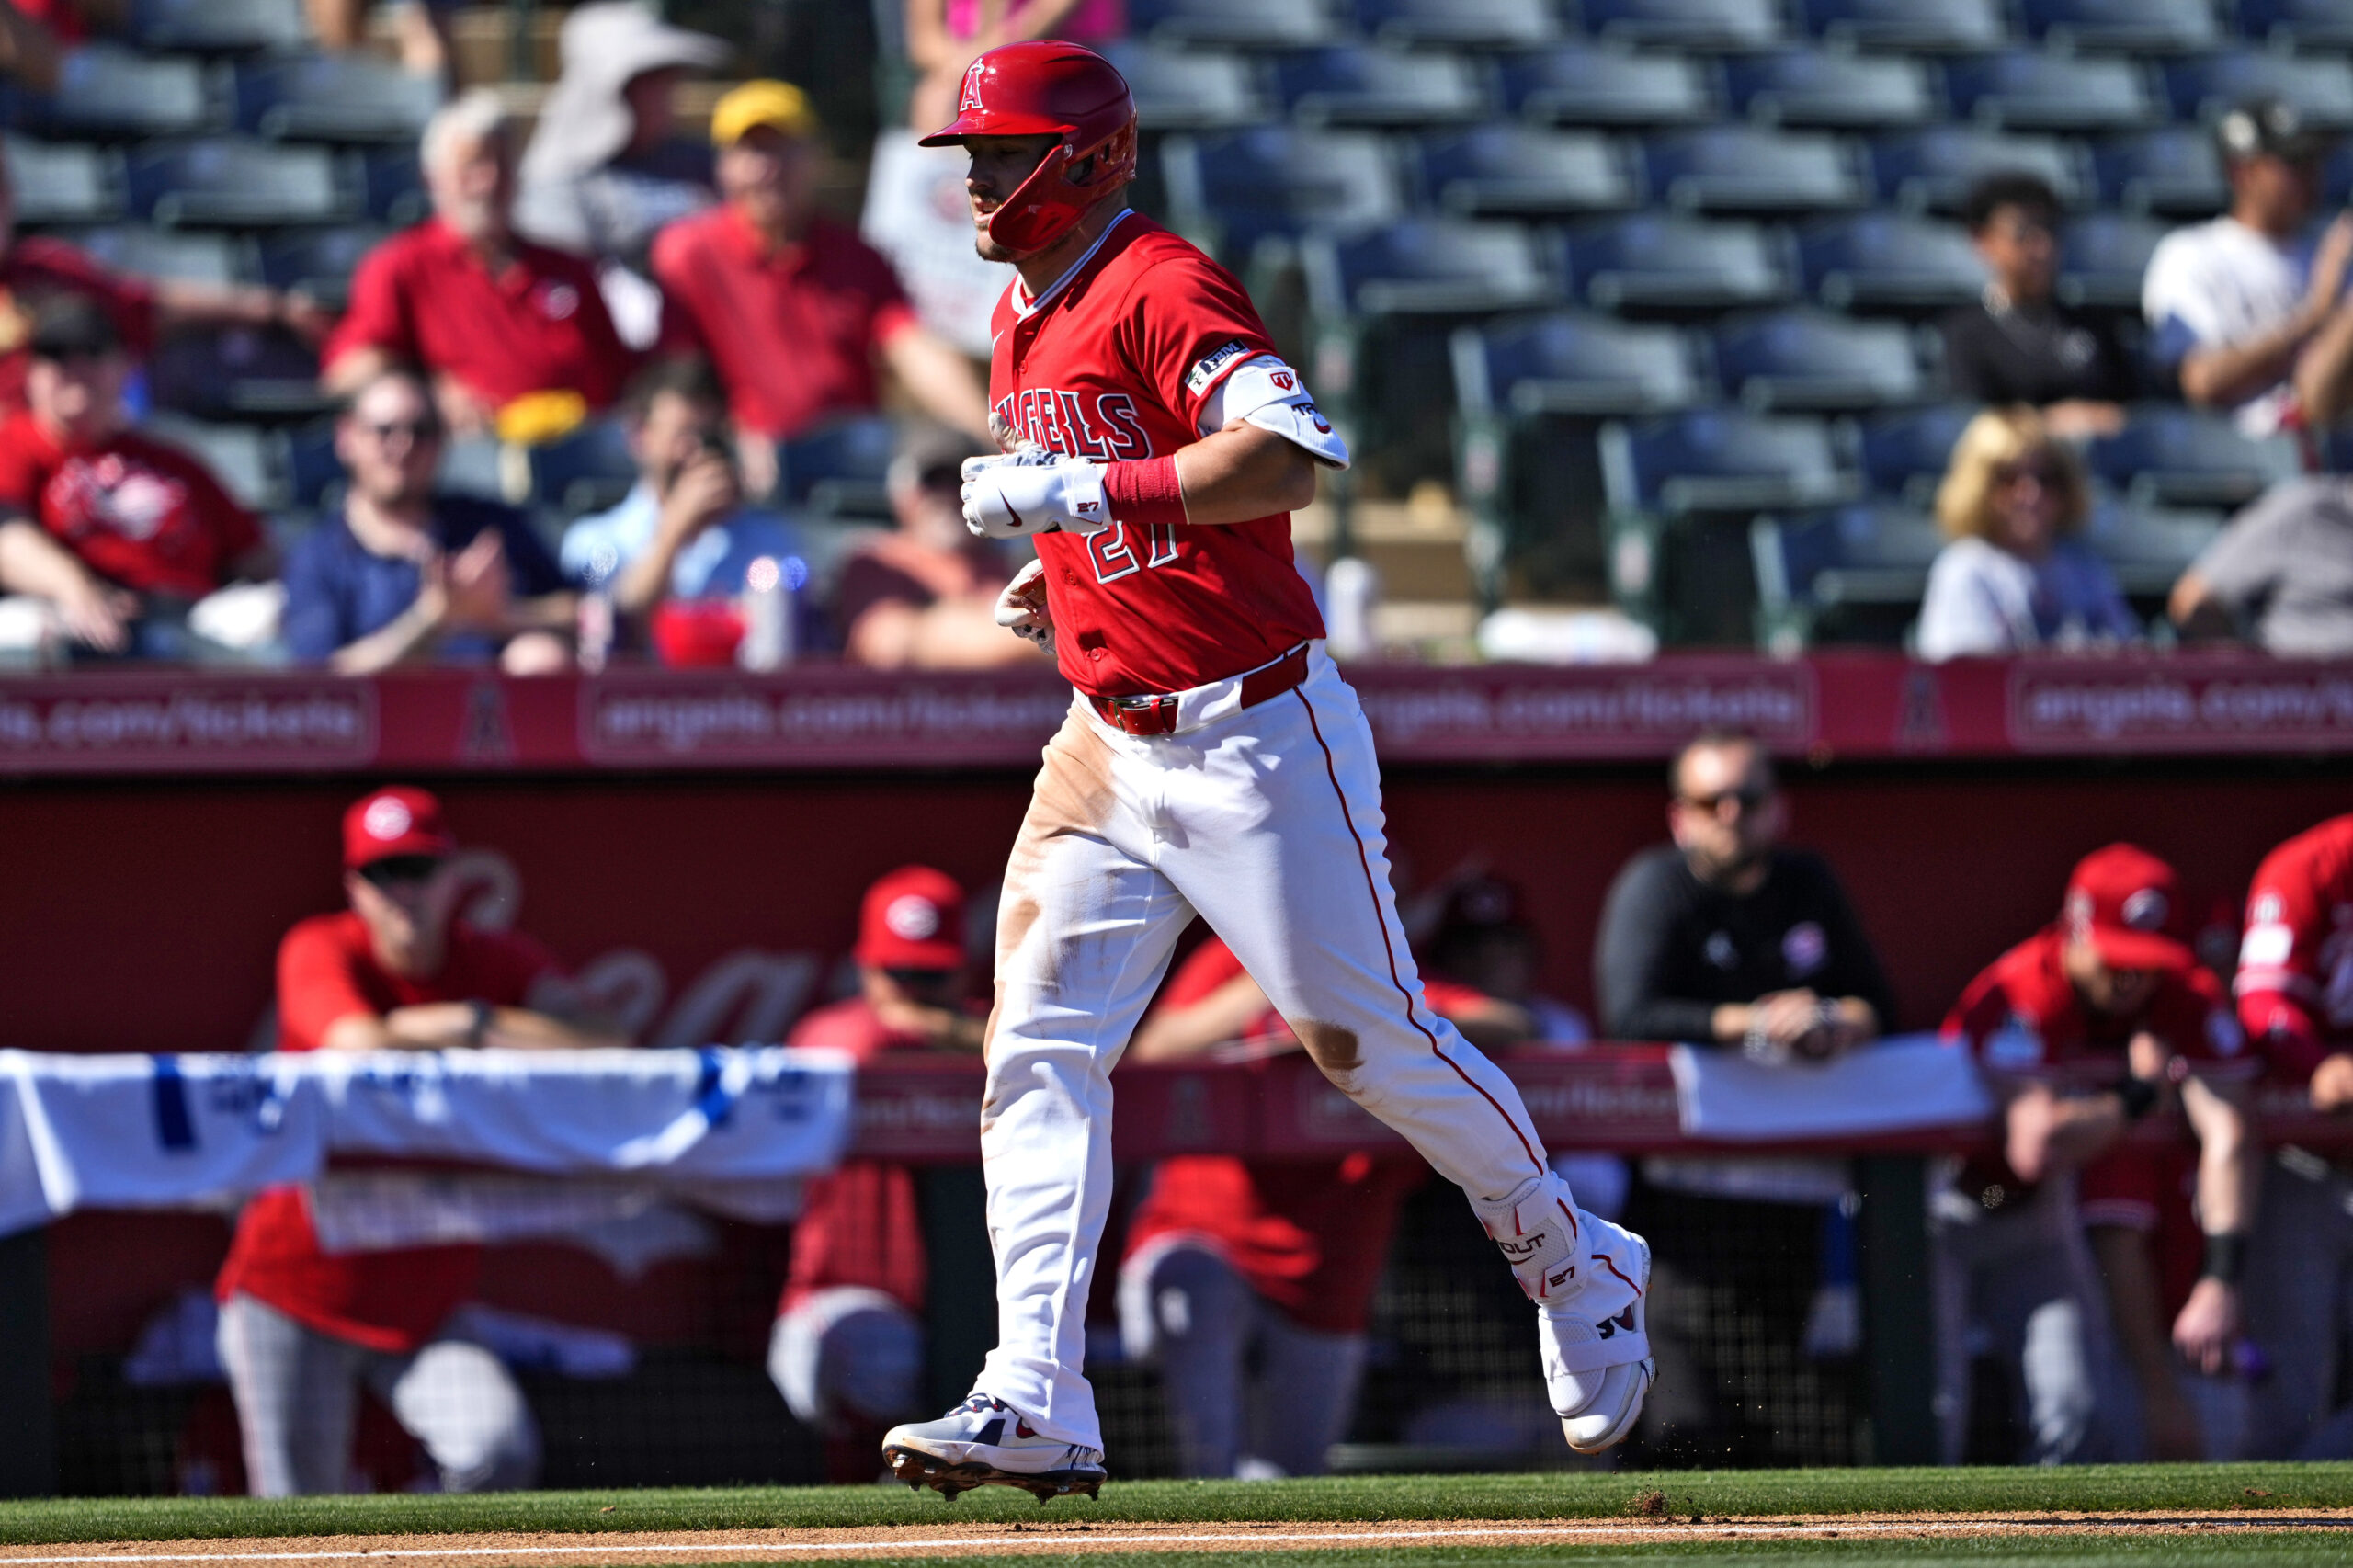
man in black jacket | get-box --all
[1595,730,1895,1464]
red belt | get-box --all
[1086,645,1309,737]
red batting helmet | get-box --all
[918,40,1137,256]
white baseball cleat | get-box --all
[1538,1217,1654,1454]
[882,1393,1108,1502]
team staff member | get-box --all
[215,787,629,1496]
[767,867,983,1483]
[880,44,1653,1502]
[323,90,635,438]
[1939,845,2259,1466]
[2234,813,2353,1458]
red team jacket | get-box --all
[2236,813,2353,1085]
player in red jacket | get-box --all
[880,43,1651,1500]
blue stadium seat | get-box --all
[2021,0,2221,51]
[4,136,124,225]
[1853,403,1978,503]
[1795,214,1985,311]
[776,416,898,517]
[1711,308,1926,411]
[284,418,343,512]
[1271,45,1491,126]
[255,224,392,312]
[64,225,247,287]
[1499,44,1718,127]
[147,327,325,419]
[1750,500,1945,651]
[2165,52,2353,128]
[2236,0,2353,50]
[2093,128,2229,215]
[131,0,308,52]
[128,139,359,227]
[1795,0,2006,52]
[1870,127,2090,212]
[1304,219,1559,317]
[1128,0,1340,47]
[1643,128,1869,213]
[1562,214,1796,311]
[529,420,639,519]
[2327,138,2353,209]
[1452,311,1711,417]
[2079,494,2226,600]
[1354,0,1560,48]
[1161,127,1403,261]
[1602,409,1855,514]
[1101,44,1272,130]
[1943,51,2161,132]
[1582,0,1784,51]
[1415,127,1640,216]
[233,55,442,143]
[2086,407,2302,508]
[1722,50,1938,129]
[18,44,219,140]
[360,147,428,225]
[139,415,289,511]
[2056,212,2167,311]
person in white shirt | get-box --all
[1916,407,2136,661]
[2143,98,2353,437]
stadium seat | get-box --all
[1452,311,1711,417]
[131,0,308,52]
[1499,45,1717,127]
[4,136,124,225]
[1711,309,1927,411]
[1602,409,1856,515]
[2020,0,2221,51]
[1101,44,1272,131]
[233,55,442,143]
[1942,51,2161,132]
[283,418,343,512]
[1853,403,1979,504]
[2086,407,2302,508]
[1271,45,1491,126]
[1305,219,1559,318]
[1160,127,1403,262]
[1870,127,2090,213]
[2092,128,2229,216]
[2236,0,2353,50]
[1795,213,1984,312]
[1562,214,1796,312]
[2056,212,2167,311]
[147,326,326,419]
[1353,0,1560,49]
[360,147,428,225]
[1582,0,1784,51]
[1642,128,1869,214]
[128,139,358,227]
[1128,0,1342,48]
[255,224,392,312]
[1750,500,1945,651]
[17,44,219,140]
[64,225,246,287]
[1722,50,1938,129]
[1795,0,2006,52]
[1415,127,1640,216]
[2079,493,2226,604]
[529,420,639,519]
[776,416,897,517]
[140,414,289,511]
[2164,52,2353,128]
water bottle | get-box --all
[576,588,613,675]
[1324,555,1381,663]
[738,555,803,671]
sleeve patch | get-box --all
[2240,921,2295,970]
[1184,338,1255,399]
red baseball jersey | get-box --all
[1943,926,2252,1082]
[989,212,1325,697]
[2236,812,2353,1082]
[0,413,263,597]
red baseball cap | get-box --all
[855,866,966,971]
[2063,843,2194,973]
[343,786,456,869]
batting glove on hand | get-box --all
[995,558,1054,655]
[961,449,1112,540]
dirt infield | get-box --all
[2,1512,2348,1566]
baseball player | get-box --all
[878,42,1652,1502]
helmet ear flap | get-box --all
[983,142,1080,255]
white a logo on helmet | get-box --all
[2121,888,2169,932]
[960,59,986,112]
[363,797,413,841]
[886,895,943,941]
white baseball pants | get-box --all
[978,647,1578,1450]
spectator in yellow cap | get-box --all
[652,80,990,496]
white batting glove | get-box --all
[994,558,1054,654]
[961,449,1113,539]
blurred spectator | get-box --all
[904,0,1125,133]
[282,366,574,675]
[770,867,983,1482]
[1594,731,1893,1465]
[215,785,628,1495]
[560,358,804,631]
[516,4,726,284]
[303,0,454,83]
[324,90,636,442]
[1915,407,2135,661]
[0,0,71,94]
[0,297,276,660]
[652,80,990,497]
[2144,99,2348,437]
[1938,845,2259,1465]
[1421,874,1586,1046]
[835,424,1033,669]
[1942,173,2130,438]
[2169,477,2353,655]
[1119,933,1526,1478]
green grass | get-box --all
[650,1545,2353,1568]
[0,1465,2345,1545]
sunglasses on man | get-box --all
[358,854,445,888]
[1679,784,1772,815]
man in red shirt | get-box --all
[2233,813,2353,1458]
[651,80,988,495]
[767,867,983,1481]
[0,298,276,657]
[1938,844,2259,1465]
[322,89,635,438]
[214,786,628,1495]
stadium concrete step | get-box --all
[369,5,566,84]
[1295,490,1474,605]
